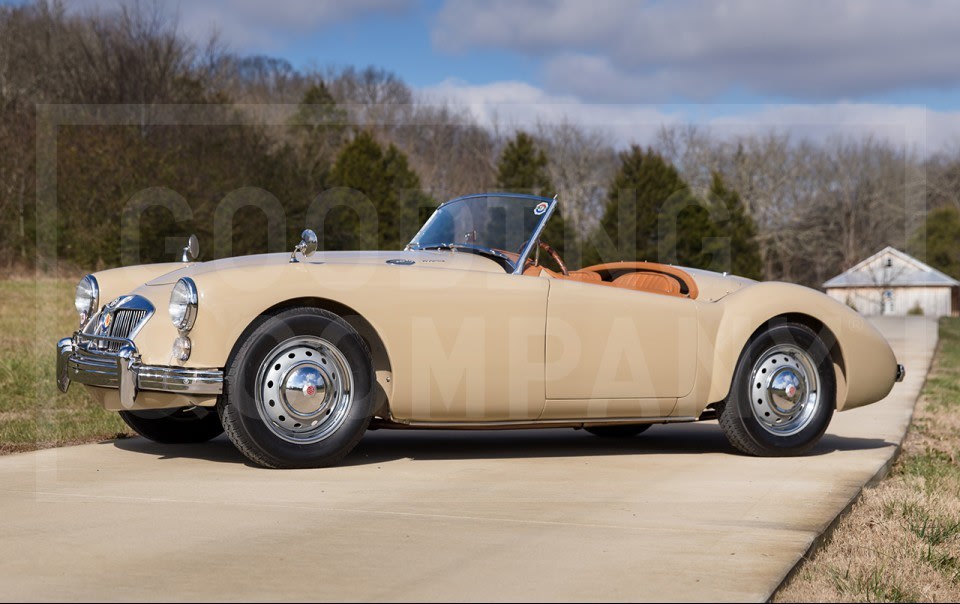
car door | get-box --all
[541,278,698,419]
[384,268,550,423]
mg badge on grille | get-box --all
[103,313,113,329]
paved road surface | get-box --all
[0,317,937,602]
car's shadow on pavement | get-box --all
[109,422,895,468]
[110,435,248,465]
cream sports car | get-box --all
[57,193,904,468]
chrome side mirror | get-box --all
[290,229,318,263]
[181,234,199,262]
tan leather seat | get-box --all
[565,270,602,283]
[581,262,698,299]
[612,271,680,296]
[523,266,603,284]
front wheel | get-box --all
[718,323,835,456]
[218,307,376,469]
[119,407,224,444]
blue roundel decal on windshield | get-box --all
[534,202,549,216]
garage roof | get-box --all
[823,246,959,289]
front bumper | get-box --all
[57,333,223,408]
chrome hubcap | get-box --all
[281,363,330,416]
[255,336,353,444]
[768,368,804,414]
[750,344,820,436]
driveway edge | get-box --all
[766,327,940,602]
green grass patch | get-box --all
[898,448,960,490]
[911,516,960,547]
[923,318,960,413]
[0,278,128,452]
[922,546,960,583]
[828,563,920,603]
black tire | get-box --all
[218,307,375,469]
[718,322,835,457]
[584,424,652,438]
[119,407,224,444]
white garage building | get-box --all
[823,246,959,317]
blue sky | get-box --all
[243,0,540,89]
[46,0,960,151]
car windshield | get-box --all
[408,194,555,271]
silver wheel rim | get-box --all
[255,336,354,444]
[749,343,821,436]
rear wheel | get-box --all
[718,323,835,456]
[119,407,223,444]
[219,307,376,469]
[584,424,652,438]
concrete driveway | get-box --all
[0,317,937,602]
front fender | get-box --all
[128,261,395,368]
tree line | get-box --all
[1,1,958,286]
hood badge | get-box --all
[386,259,415,266]
[108,295,133,309]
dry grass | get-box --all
[775,318,960,603]
[0,278,130,453]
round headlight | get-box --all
[74,275,99,322]
[168,278,198,332]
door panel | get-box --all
[544,279,698,403]
[386,270,549,422]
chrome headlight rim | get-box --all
[74,275,99,324]
[169,277,198,333]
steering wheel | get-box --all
[531,240,568,276]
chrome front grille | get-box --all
[84,295,156,351]
[104,309,148,350]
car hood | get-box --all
[145,250,504,285]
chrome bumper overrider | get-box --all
[895,363,906,383]
[57,333,223,407]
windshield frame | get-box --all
[407,193,558,275]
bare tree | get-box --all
[655,126,923,286]
[537,118,617,240]
[214,54,308,104]
[925,150,960,212]
[392,103,497,200]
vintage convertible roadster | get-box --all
[57,193,904,468]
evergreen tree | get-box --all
[587,146,718,268]
[707,172,763,279]
[908,205,960,278]
[496,131,553,195]
[326,131,431,250]
[495,131,568,263]
[289,81,346,190]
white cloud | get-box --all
[541,53,733,103]
[419,79,682,144]
[419,78,960,153]
[707,104,960,152]
[433,0,960,102]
